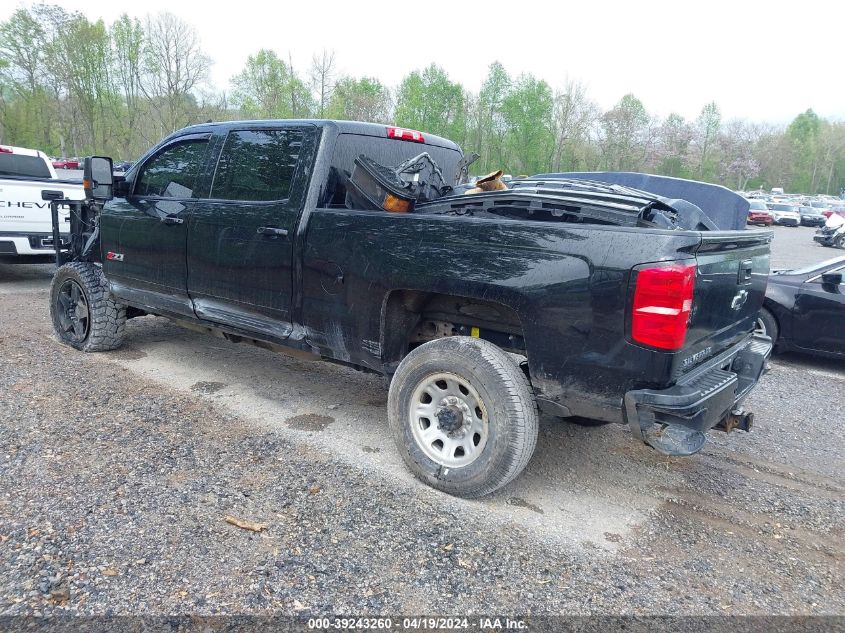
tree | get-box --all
[394,64,466,145]
[654,113,692,177]
[327,76,391,122]
[309,48,336,118]
[111,14,145,153]
[0,7,51,149]
[501,74,554,175]
[786,109,821,193]
[692,101,721,180]
[48,13,114,153]
[231,49,313,119]
[718,120,760,190]
[550,79,598,172]
[473,61,511,171]
[141,13,211,133]
[599,94,652,171]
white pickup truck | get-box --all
[0,144,85,261]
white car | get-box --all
[0,145,85,260]
[767,203,801,227]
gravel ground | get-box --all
[0,225,843,626]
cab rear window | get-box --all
[0,154,51,179]
[322,134,462,207]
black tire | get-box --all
[50,262,126,351]
[755,307,779,345]
[836,234,845,249]
[388,337,538,498]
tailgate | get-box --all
[681,230,772,372]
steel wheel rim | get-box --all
[754,317,766,337]
[409,372,489,468]
[57,279,90,344]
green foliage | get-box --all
[501,74,554,175]
[394,64,466,145]
[600,93,651,171]
[693,101,722,180]
[473,61,511,171]
[328,77,390,123]
[786,109,822,193]
[231,49,314,119]
[0,6,843,196]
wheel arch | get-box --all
[760,298,788,345]
[379,288,529,374]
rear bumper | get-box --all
[0,233,69,256]
[624,334,772,441]
[773,218,799,226]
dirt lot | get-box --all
[0,224,843,623]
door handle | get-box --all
[161,214,184,225]
[257,226,288,237]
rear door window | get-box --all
[135,139,209,199]
[210,129,304,202]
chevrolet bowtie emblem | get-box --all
[730,289,749,310]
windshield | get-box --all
[771,204,795,211]
[748,200,768,210]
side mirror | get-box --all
[83,156,114,201]
[821,272,842,285]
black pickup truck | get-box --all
[46,120,773,497]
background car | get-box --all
[798,206,827,227]
[767,202,801,226]
[757,256,845,359]
[113,160,134,172]
[747,199,774,225]
[51,157,80,170]
[822,206,845,219]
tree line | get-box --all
[2,5,844,195]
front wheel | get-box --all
[50,262,126,351]
[754,307,779,345]
[388,337,538,498]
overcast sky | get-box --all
[4,0,843,124]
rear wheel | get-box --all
[388,337,538,498]
[50,262,126,351]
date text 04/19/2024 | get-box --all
[306,617,528,630]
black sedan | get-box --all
[798,206,827,227]
[756,256,845,359]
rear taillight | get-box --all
[631,263,696,350]
[386,126,424,143]
[0,146,12,154]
